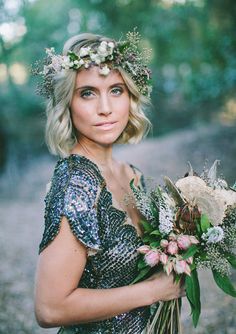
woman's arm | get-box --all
[34,217,183,328]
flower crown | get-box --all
[32,30,152,98]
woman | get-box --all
[34,31,185,334]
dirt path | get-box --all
[0,124,235,333]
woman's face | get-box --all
[70,66,130,146]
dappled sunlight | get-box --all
[0,18,27,44]
[220,98,236,125]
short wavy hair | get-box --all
[45,33,152,157]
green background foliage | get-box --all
[1,0,236,170]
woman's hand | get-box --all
[144,272,186,304]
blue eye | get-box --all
[80,90,94,98]
[111,87,123,95]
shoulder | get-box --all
[46,155,102,204]
[40,155,103,254]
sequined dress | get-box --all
[39,154,151,334]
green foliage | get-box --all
[182,245,198,260]
[186,269,201,327]
[226,253,236,269]
[200,214,211,233]
[212,270,236,297]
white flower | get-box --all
[202,226,224,244]
[97,41,109,58]
[214,188,236,207]
[176,175,236,225]
[79,59,85,66]
[159,199,174,235]
[51,55,64,72]
[84,61,90,69]
[79,47,90,57]
[99,65,110,76]
[61,56,74,69]
[108,41,115,49]
[90,53,102,64]
[176,176,226,226]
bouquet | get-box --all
[131,160,236,334]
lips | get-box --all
[95,121,117,126]
[94,121,117,129]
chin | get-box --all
[93,132,123,146]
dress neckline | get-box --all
[66,153,144,239]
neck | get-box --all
[71,137,114,171]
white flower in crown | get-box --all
[79,47,91,57]
[108,41,115,49]
[90,53,102,65]
[51,55,64,72]
[99,65,110,76]
[84,61,90,69]
[61,55,74,69]
[97,41,110,58]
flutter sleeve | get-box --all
[39,159,102,254]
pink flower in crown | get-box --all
[164,260,174,275]
[160,239,169,248]
[177,235,191,250]
[160,252,168,265]
[174,259,191,276]
[167,241,179,255]
[137,245,151,254]
[144,250,160,267]
[189,236,199,245]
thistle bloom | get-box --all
[167,241,178,255]
[144,250,160,267]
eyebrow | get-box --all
[75,83,127,91]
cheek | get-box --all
[117,97,130,121]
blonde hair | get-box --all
[45,33,152,157]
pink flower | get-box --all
[160,239,169,248]
[144,250,160,267]
[186,256,193,265]
[160,253,168,265]
[168,232,177,241]
[189,236,199,245]
[174,260,191,276]
[177,235,191,250]
[137,245,151,254]
[164,260,174,275]
[167,241,178,255]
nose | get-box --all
[98,93,112,116]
